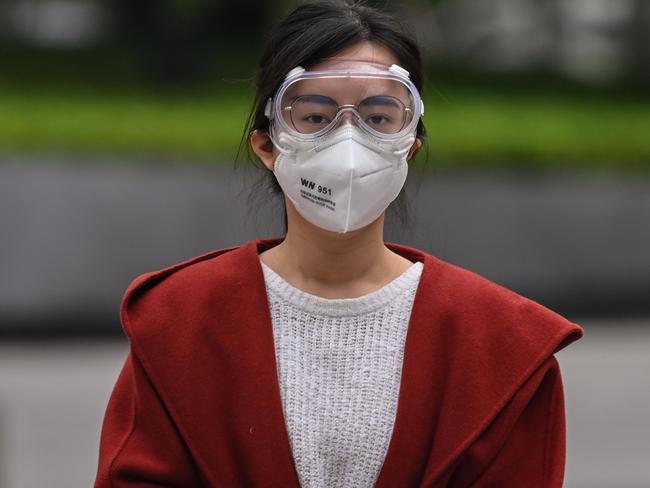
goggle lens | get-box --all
[279,77,416,136]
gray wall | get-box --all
[1,156,649,335]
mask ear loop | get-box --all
[267,130,297,156]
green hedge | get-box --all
[1,84,648,169]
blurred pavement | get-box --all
[0,319,648,488]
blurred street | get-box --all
[0,320,648,488]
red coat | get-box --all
[95,238,583,487]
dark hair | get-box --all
[239,0,427,232]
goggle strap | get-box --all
[388,64,410,79]
[264,98,273,119]
[285,67,306,80]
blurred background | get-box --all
[0,0,648,486]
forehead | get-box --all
[309,41,400,71]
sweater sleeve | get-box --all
[448,356,569,487]
[94,350,203,487]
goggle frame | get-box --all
[265,64,424,142]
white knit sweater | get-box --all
[260,260,424,488]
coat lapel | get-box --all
[376,243,583,487]
[123,240,300,487]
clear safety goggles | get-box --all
[265,62,424,141]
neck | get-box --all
[259,199,412,298]
[281,219,388,286]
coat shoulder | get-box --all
[119,243,252,341]
[419,251,584,355]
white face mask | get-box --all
[273,125,415,233]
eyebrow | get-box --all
[294,94,402,108]
[361,96,401,107]
[295,94,337,105]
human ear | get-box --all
[250,130,276,171]
[407,138,423,161]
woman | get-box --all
[95,1,583,487]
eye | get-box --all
[304,114,331,125]
[366,114,391,126]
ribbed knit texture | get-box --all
[260,260,424,488]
